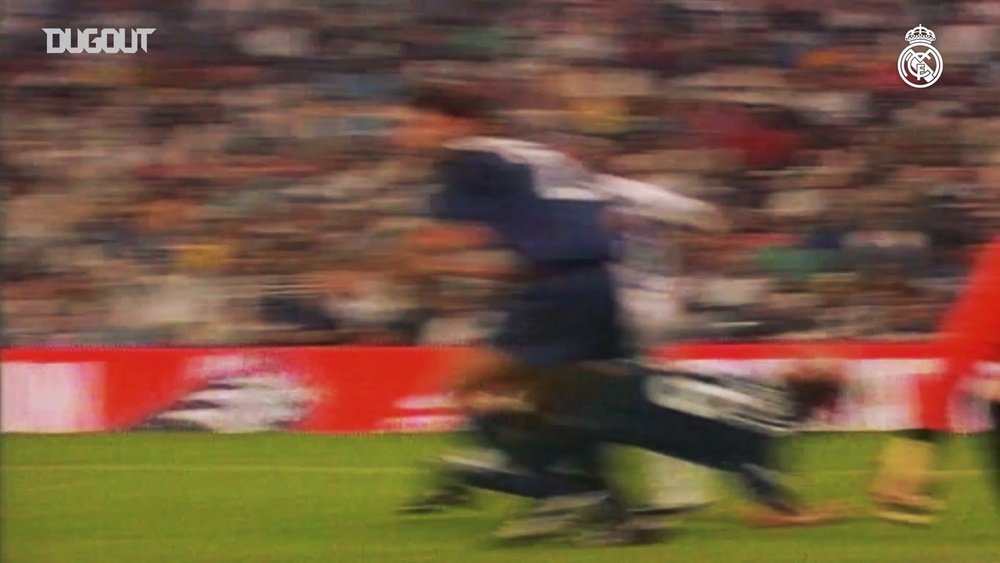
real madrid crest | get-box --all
[898,25,943,88]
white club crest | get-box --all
[898,25,943,89]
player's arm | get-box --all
[593,174,730,233]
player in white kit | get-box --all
[592,172,726,515]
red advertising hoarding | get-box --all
[2,347,469,433]
[1,344,993,433]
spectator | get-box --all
[0,0,993,346]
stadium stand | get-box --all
[2,0,997,345]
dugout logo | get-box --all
[43,28,155,54]
[132,354,318,433]
[898,25,943,88]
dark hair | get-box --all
[409,83,495,122]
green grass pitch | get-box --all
[3,433,997,563]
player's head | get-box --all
[396,83,495,151]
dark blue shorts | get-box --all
[489,264,630,367]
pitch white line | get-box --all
[8,482,79,494]
[0,464,415,474]
[0,464,985,476]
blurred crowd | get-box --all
[2,0,998,346]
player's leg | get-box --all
[484,421,624,542]
[617,279,716,515]
[991,404,999,500]
[520,363,691,543]
[639,452,715,515]
[398,348,531,514]
[546,361,850,528]
[406,421,602,517]
[401,265,629,519]
[443,377,665,547]
[485,265,633,514]
[440,449,603,500]
[400,353,610,514]
[990,400,1000,501]
[983,379,1000,502]
[878,379,1000,516]
[451,405,607,495]
[869,376,956,524]
[872,239,1000,522]
[625,363,714,515]
[397,413,536,513]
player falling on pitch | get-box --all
[394,83,632,516]
[871,236,1000,523]
[393,84,726,526]
[409,147,735,540]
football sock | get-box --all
[989,401,999,500]
[873,434,938,500]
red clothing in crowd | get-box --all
[722,125,799,169]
